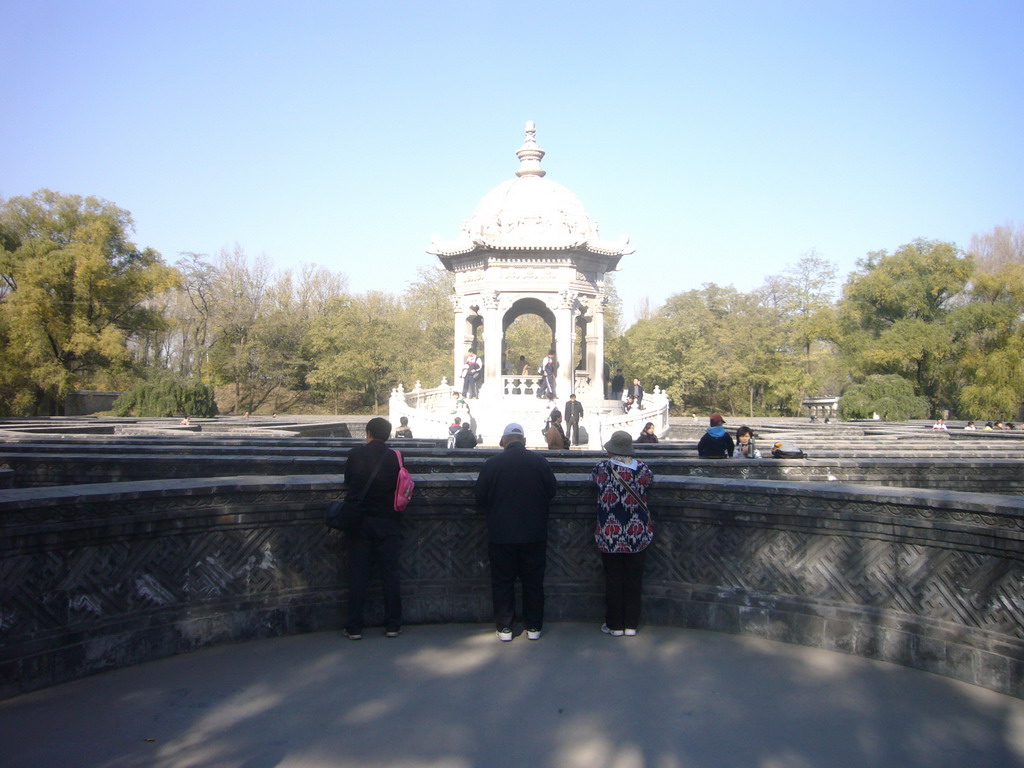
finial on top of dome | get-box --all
[515,120,546,177]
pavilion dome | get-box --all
[428,121,632,259]
[464,173,595,249]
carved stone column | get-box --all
[450,295,464,387]
[480,292,502,391]
[594,296,608,399]
[554,291,576,399]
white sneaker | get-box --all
[526,628,541,641]
[496,627,513,642]
[624,628,637,637]
[601,623,624,637]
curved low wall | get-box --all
[1,474,1022,699]
[3,448,1023,495]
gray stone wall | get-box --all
[1,474,1022,699]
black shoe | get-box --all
[343,628,362,640]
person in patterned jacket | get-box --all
[590,430,655,637]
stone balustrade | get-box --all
[2,473,1022,699]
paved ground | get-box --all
[2,623,1023,768]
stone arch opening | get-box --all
[502,298,556,375]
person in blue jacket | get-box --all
[697,413,734,458]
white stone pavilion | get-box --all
[391,122,668,447]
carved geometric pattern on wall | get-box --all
[648,518,1024,640]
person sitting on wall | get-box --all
[394,416,413,439]
[734,425,761,458]
[545,412,570,450]
[454,421,479,448]
[448,417,462,449]
[636,422,658,444]
[697,414,734,458]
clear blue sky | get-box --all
[2,1,1021,322]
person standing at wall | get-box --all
[462,350,481,399]
[538,351,558,400]
[591,430,654,637]
[630,378,644,409]
[564,393,584,447]
[610,369,625,401]
[474,423,558,641]
[343,417,403,640]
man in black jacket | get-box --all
[610,369,625,401]
[564,394,583,447]
[474,423,558,641]
[343,417,402,640]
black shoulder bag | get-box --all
[326,453,386,532]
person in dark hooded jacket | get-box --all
[454,422,478,448]
[697,414,734,458]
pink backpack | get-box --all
[393,449,415,511]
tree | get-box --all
[838,374,930,420]
[838,239,973,413]
[968,222,1024,272]
[0,190,179,412]
[765,252,839,383]
[401,265,455,387]
[949,262,1024,419]
[305,292,412,412]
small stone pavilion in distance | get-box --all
[391,122,668,446]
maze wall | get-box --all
[1,474,1022,698]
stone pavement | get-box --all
[1,623,1022,768]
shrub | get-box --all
[113,375,218,417]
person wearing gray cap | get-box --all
[474,422,558,641]
[591,430,654,637]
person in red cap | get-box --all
[697,413,734,458]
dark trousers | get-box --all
[346,516,403,633]
[488,541,547,631]
[566,419,580,446]
[601,551,646,631]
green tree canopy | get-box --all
[838,374,930,420]
[0,190,179,412]
[838,239,973,413]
